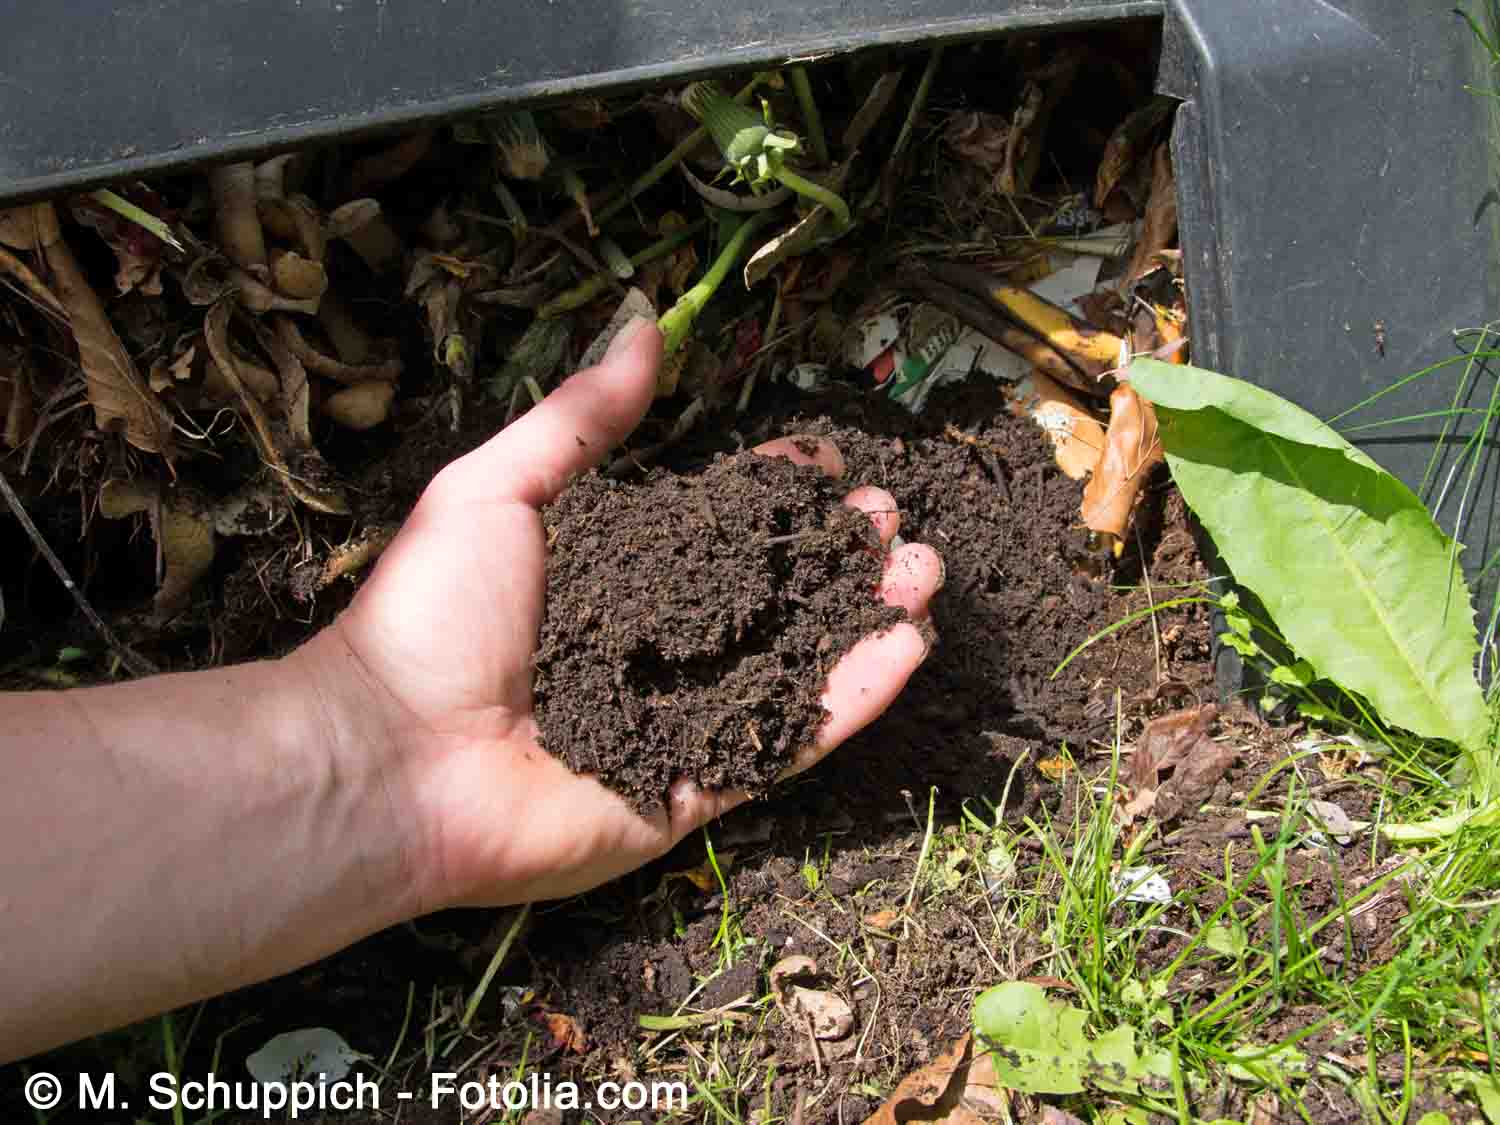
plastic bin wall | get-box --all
[1,0,1495,582]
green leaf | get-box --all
[973,981,1169,1095]
[1129,358,1489,755]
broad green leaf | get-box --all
[973,981,1169,1095]
[1129,358,1489,754]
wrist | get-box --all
[278,625,437,922]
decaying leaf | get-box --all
[861,1032,1004,1125]
[18,202,177,457]
[1126,704,1218,792]
[532,1008,586,1054]
[69,189,170,296]
[658,212,699,297]
[1080,382,1164,544]
[204,301,348,514]
[1122,704,1235,824]
[1123,144,1178,287]
[100,478,216,620]
[1094,96,1177,209]
[743,161,852,289]
[943,111,1011,173]
[1304,798,1359,846]
[863,908,901,932]
[769,955,855,1047]
[0,350,36,450]
[995,51,1081,197]
[1006,370,1106,480]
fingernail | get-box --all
[603,315,652,364]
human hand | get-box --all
[300,318,943,909]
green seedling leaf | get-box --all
[973,981,1169,1095]
[1130,358,1490,759]
[1468,1072,1500,1124]
[1204,921,1249,957]
[1224,1042,1311,1084]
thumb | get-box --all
[439,316,660,508]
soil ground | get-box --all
[8,372,1412,1125]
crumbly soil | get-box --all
[535,453,905,810]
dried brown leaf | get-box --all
[862,1032,1001,1124]
[943,111,1011,172]
[1128,704,1236,823]
[40,210,176,457]
[1124,144,1178,287]
[1080,382,1163,541]
[1094,96,1177,209]
[1128,704,1218,791]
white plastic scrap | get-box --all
[1114,865,1173,905]
[246,1027,362,1089]
[1304,798,1359,846]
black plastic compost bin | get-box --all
[0,2,1495,611]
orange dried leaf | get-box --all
[1080,382,1164,541]
[862,1032,1002,1125]
[1038,754,1073,781]
[863,908,901,931]
[533,1009,587,1054]
[1007,370,1106,481]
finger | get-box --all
[810,622,930,761]
[666,777,751,840]
[434,317,661,509]
[879,542,944,621]
[843,485,900,546]
[751,435,846,479]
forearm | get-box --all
[0,634,421,1063]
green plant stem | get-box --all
[772,166,850,233]
[595,76,765,228]
[788,67,829,164]
[88,188,185,253]
[659,210,775,356]
[537,219,706,318]
[460,902,531,1032]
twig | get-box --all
[0,468,157,678]
[1136,523,1163,685]
[801,1009,824,1076]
